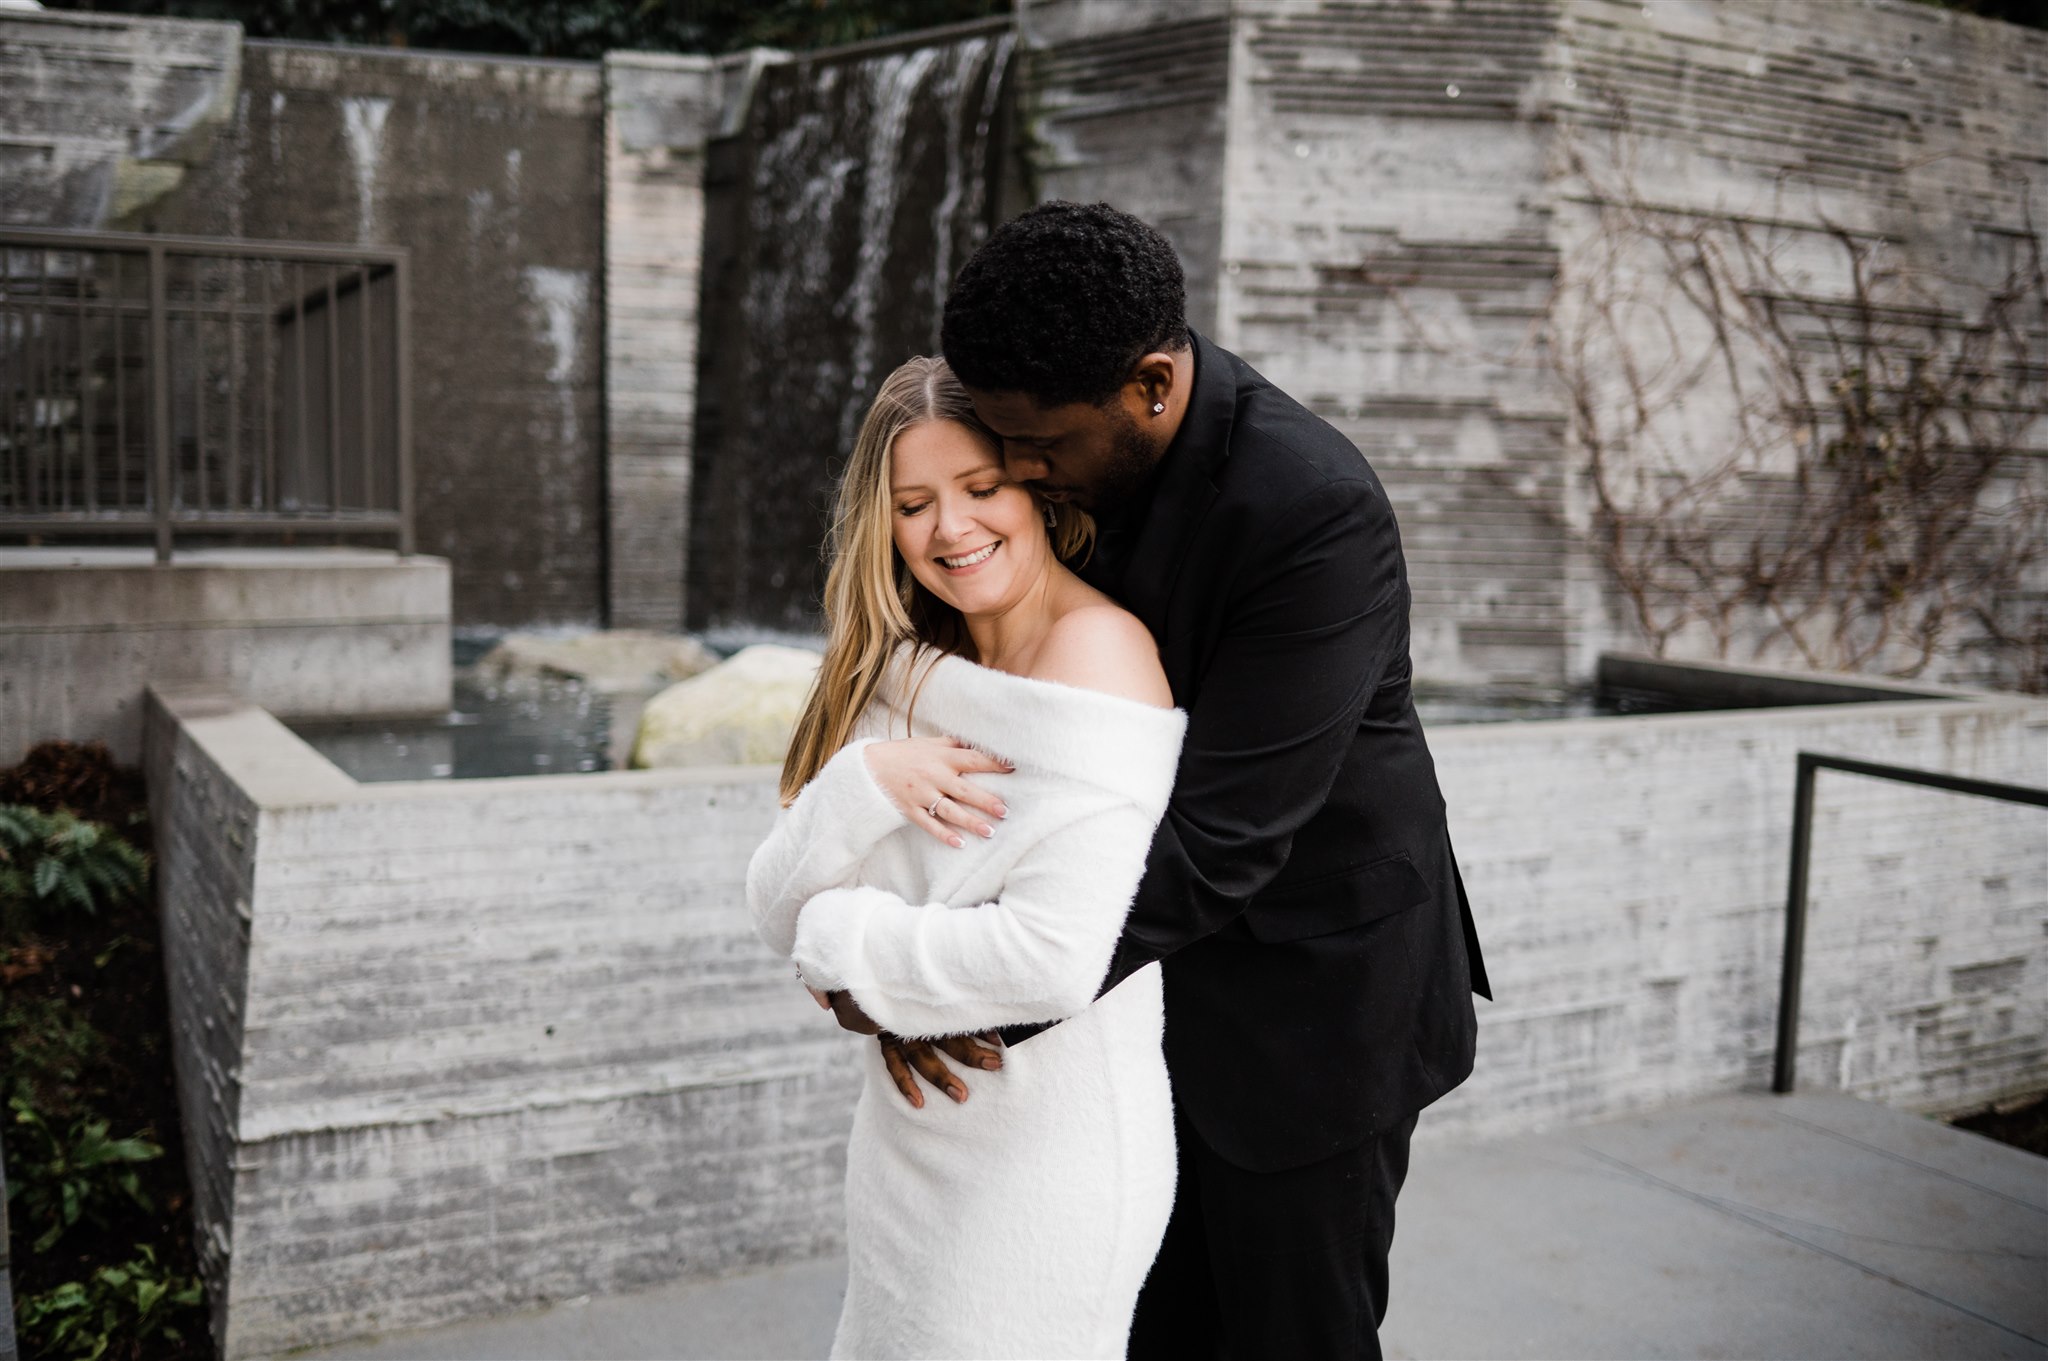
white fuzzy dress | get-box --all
[746,646,1186,1361]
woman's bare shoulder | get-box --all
[1030,602,1173,709]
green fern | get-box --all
[0,804,149,925]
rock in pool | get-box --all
[630,644,822,768]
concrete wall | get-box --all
[1218,0,1571,686]
[1016,0,1233,332]
[0,8,241,227]
[1018,0,2048,692]
[145,685,267,1343]
[1,11,610,632]
[1541,0,2048,688]
[12,3,2040,679]
[148,668,2046,1353]
[601,54,728,630]
[145,684,856,1358]
[155,43,609,631]
[0,548,450,767]
[1430,689,2048,1139]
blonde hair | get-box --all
[779,357,1093,805]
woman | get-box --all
[745,356,1182,1359]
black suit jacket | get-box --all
[1017,332,1489,1174]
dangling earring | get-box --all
[1043,502,1058,529]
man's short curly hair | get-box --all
[940,201,1189,408]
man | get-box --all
[860,200,1489,1359]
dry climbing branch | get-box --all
[1546,106,2047,689]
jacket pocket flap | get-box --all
[1244,853,1431,943]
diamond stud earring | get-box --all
[1152,401,1166,414]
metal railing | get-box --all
[1771,751,2048,1094]
[0,228,413,560]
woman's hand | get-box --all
[863,737,1013,846]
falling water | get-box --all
[268,92,286,167]
[523,265,591,537]
[841,45,943,453]
[340,96,392,242]
[928,32,1014,350]
[688,26,1015,636]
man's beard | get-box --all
[1076,405,1161,515]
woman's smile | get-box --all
[938,542,1002,573]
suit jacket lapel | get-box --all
[1118,330,1234,641]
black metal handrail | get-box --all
[0,227,413,560]
[1772,751,2048,1094]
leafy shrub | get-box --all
[16,1245,204,1361]
[0,996,112,1114]
[5,1099,161,1254]
[0,751,206,1358]
[0,805,150,933]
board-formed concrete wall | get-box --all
[1,11,610,633]
[145,685,858,1358]
[1020,0,2048,693]
[144,685,269,1343]
[149,43,609,631]
[148,671,2046,1354]
[0,548,450,768]
[1217,0,1572,687]
[1016,0,1233,333]
[1533,0,2048,689]
[1430,690,2048,1139]
[602,53,730,631]
[0,8,241,227]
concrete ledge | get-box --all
[144,665,2048,1356]
[145,685,857,1359]
[1428,681,2048,1138]
[1598,652,1983,710]
[1,548,451,765]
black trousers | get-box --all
[1126,1106,1420,1361]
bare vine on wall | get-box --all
[1550,124,2047,690]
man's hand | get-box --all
[878,1032,1005,1109]
[825,989,881,1036]
[815,990,1003,1105]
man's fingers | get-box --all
[879,1039,924,1110]
[904,1040,969,1103]
[935,1031,1004,1071]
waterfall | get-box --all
[929,31,1014,351]
[841,45,943,453]
[524,265,590,537]
[689,25,1016,636]
[340,96,392,243]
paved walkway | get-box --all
[290,1091,2046,1360]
